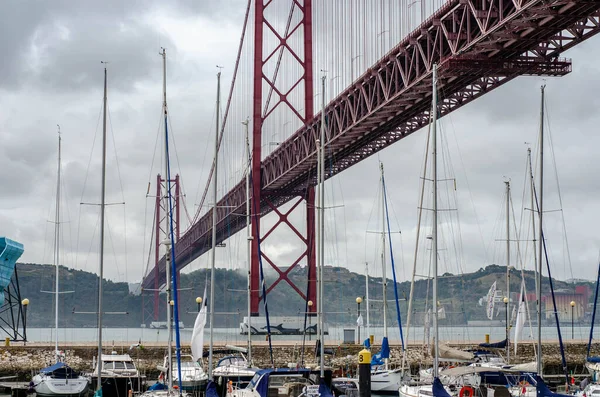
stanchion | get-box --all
[358,349,371,397]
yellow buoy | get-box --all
[358,349,371,364]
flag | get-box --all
[356,314,364,327]
[511,304,517,326]
[486,281,497,320]
[438,306,446,320]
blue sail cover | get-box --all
[319,378,334,397]
[40,362,67,374]
[432,377,453,397]
[0,238,23,306]
[364,338,371,349]
[535,376,571,397]
[147,382,168,391]
[205,380,219,397]
[255,369,274,397]
[588,356,600,363]
[371,337,390,366]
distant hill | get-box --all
[10,263,596,328]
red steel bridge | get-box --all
[142,0,600,317]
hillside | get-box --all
[10,263,596,328]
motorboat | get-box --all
[157,354,208,391]
[213,355,259,389]
[90,352,142,395]
[331,377,359,397]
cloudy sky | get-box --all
[2,1,599,288]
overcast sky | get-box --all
[2,1,599,287]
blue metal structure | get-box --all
[0,237,26,341]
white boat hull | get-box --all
[33,374,89,396]
[371,369,402,393]
[508,385,536,397]
[142,389,191,396]
[399,384,436,397]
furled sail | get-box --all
[513,281,527,354]
[486,281,497,320]
[190,286,207,362]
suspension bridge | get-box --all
[141,0,600,321]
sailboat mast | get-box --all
[316,135,321,351]
[54,126,61,359]
[365,262,370,339]
[160,48,174,390]
[536,85,545,377]
[318,74,326,377]
[505,180,510,364]
[243,118,252,366]
[401,121,431,377]
[528,149,539,305]
[431,64,440,378]
[380,163,388,370]
[208,71,221,379]
[96,66,108,392]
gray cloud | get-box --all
[2,1,599,288]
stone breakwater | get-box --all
[0,341,593,380]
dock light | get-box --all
[196,297,202,312]
[307,300,314,340]
[169,300,174,306]
[356,297,363,344]
[503,297,509,304]
[21,298,29,345]
[571,301,576,339]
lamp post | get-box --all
[570,301,576,339]
[356,297,363,344]
[503,296,509,362]
[196,297,202,313]
[21,298,29,345]
[308,300,313,341]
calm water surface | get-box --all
[10,325,595,345]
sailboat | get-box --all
[369,163,403,394]
[580,262,600,396]
[506,87,573,397]
[32,130,89,397]
[398,64,454,397]
[89,65,142,397]
[142,48,195,397]
[212,118,259,386]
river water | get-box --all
[13,325,594,345]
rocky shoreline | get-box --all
[0,341,593,381]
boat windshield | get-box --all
[177,361,200,368]
[247,373,262,389]
[219,356,246,367]
[104,362,136,370]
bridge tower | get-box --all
[251,0,316,316]
[142,174,181,325]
